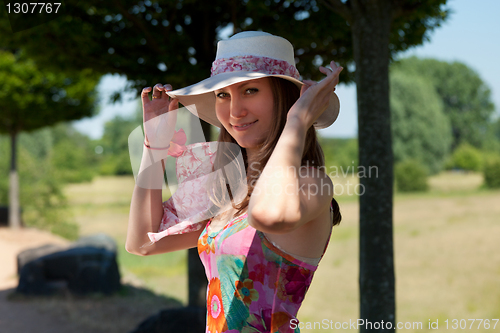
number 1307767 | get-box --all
[6,3,61,14]
[444,319,499,330]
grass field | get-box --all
[64,172,500,332]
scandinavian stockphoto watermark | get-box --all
[246,160,376,197]
[289,318,499,331]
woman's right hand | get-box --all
[141,83,179,147]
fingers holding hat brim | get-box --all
[154,83,171,95]
[318,63,342,90]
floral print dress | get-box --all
[198,210,332,333]
[147,141,334,333]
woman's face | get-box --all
[215,78,275,150]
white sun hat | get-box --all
[166,31,340,129]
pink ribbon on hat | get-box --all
[210,55,300,80]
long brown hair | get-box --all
[203,77,341,226]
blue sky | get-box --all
[73,0,500,139]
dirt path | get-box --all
[0,227,181,333]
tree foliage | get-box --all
[390,68,452,174]
[0,49,100,229]
[0,50,101,134]
[1,0,236,102]
[391,56,495,150]
[0,0,448,97]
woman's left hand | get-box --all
[288,60,342,129]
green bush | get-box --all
[448,143,482,171]
[395,159,429,192]
[483,157,500,189]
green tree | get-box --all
[0,122,97,237]
[306,2,448,327]
[0,50,100,229]
[0,130,79,240]
[0,0,238,103]
[390,69,452,174]
[392,56,495,150]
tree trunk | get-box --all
[9,131,21,229]
[351,0,395,331]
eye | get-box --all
[216,92,230,99]
[245,88,258,94]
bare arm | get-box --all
[248,61,341,233]
[126,183,204,256]
[126,83,204,255]
[247,117,333,234]
[126,145,209,255]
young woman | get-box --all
[127,31,342,333]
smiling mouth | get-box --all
[232,120,257,129]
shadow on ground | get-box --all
[0,284,183,333]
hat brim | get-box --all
[166,71,339,130]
